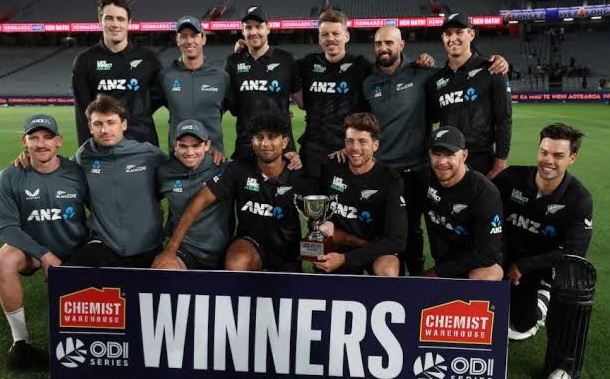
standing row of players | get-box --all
[0,1,593,378]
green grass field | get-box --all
[0,103,608,378]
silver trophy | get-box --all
[294,194,337,260]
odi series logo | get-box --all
[419,300,494,345]
[59,287,126,329]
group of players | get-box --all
[0,1,594,378]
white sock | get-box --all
[6,308,29,343]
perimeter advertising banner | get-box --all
[48,267,509,379]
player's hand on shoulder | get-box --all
[488,55,509,75]
[415,53,435,68]
[328,148,347,163]
[284,151,302,170]
[234,39,247,54]
[13,151,30,168]
[209,148,227,166]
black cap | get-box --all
[429,126,465,152]
[175,119,208,141]
[176,15,203,33]
[24,114,59,135]
[242,5,267,23]
[441,13,472,31]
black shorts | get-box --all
[236,236,302,273]
[177,249,223,270]
[64,240,156,269]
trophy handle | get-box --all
[321,194,338,223]
[293,194,307,220]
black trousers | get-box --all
[65,240,157,269]
[466,151,495,176]
[510,269,551,331]
[399,167,428,276]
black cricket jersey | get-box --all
[72,41,163,146]
[0,157,88,259]
[424,170,503,278]
[427,53,512,159]
[321,161,408,268]
[298,53,372,154]
[207,160,312,263]
[224,47,301,161]
[494,166,593,275]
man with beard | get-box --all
[363,25,507,276]
[423,126,503,280]
[316,113,407,276]
[72,0,163,146]
[224,6,302,167]
[153,120,231,270]
[0,115,87,371]
[493,123,592,343]
[158,15,231,155]
[155,111,312,272]
[427,13,512,178]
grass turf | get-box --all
[0,103,608,378]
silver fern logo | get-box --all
[360,190,378,200]
[56,337,87,368]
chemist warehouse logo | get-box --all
[59,287,126,329]
[419,300,494,345]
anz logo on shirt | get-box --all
[240,201,284,219]
[239,79,281,93]
[309,81,349,94]
[173,180,183,193]
[438,87,478,107]
[330,201,357,220]
[507,213,558,237]
[91,160,102,174]
[427,210,468,235]
[489,214,502,234]
[97,78,140,91]
[27,206,77,222]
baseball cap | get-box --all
[175,119,208,141]
[429,126,465,152]
[23,114,59,135]
[441,13,472,31]
[242,5,267,23]
[176,15,203,33]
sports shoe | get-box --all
[508,323,540,341]
[6,340,49,372]
[547,368,572,379]
[537,281,551,327]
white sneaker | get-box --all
[547,368,572,379]
[508,323,540,341]
[537,281,551,327]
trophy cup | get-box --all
[294,195,337,261]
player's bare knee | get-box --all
[225,239,261,271]
[469,263,503,281]
[0,244,32,275]
[373,255,400,277]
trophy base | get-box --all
[298,239,333,262]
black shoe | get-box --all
[6,340,49,372]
